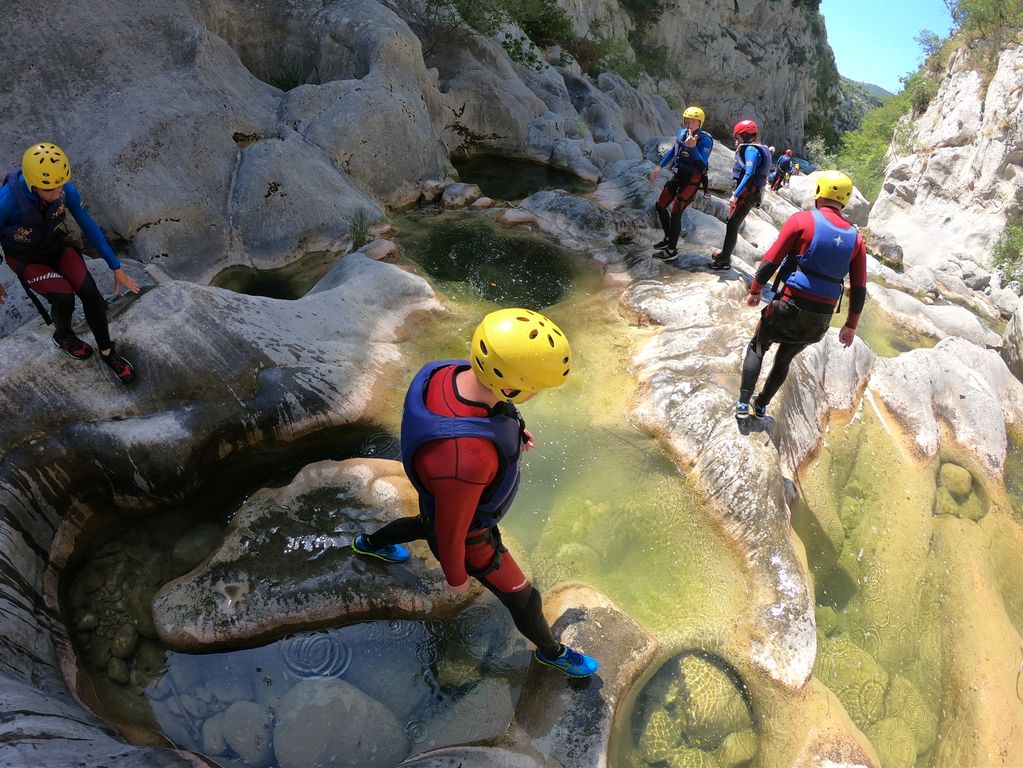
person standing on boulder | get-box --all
[648,105,714,262]
[735,170,866,419]
[709,120,771,271]
[0,143,138,384]
[771,149,793,192]
[353,308,599,679]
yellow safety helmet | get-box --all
[814,170,853,207]
[681,105,705,125]
[470,308,571,404]
[21,143,71,190]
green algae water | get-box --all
[795,397,1023,766]
[69,210,747,768]
[831,295,937,358]
[451,155,593,201]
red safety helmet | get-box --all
[733,119,758,139]
[785,148,793,156]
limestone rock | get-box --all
[222,700,275,768]
[869,44,1023,269]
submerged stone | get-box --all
[273,677,408,768]
[865,716,916,768]
[938,462,973,502]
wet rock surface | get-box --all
[153,459,481,650]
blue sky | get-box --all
[819,0,955,93]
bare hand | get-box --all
[684,135,697,147]
[649,166,662,182]
[445,579,470,594]
[0,282,6,304]
[113,268,140,296]
[728,197,737,217]
[839,325,856,347]
[522,428,535,452]
[746,293,761,307]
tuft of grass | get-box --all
[348,208,372,251]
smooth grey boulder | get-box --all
[867,283,1002,349]
[871,337,1023,474]
[1002,300,1023,381]
[152,459,480,651]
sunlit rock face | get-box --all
[556,0,839,148]
[869,43,1023,269]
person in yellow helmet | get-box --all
[353,308,599,678]
[735,171,866,419]
[648,105,714,261]
[0,143,139,383]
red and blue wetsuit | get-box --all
[363,362,560,656]
[654,128,714,251]
[739,205,867,406]
[0,171,119,347]
[715,142,772,264]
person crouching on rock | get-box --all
[353,308,599,678]
[0,143,138,384]
[648,105,713,263]
[709,120,771,271]
[735,170,866,420]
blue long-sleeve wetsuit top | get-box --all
[0,174,121,269]
[733,145,766,198]
[659,129,713,172]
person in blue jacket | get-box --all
[0,143,138,383]
[648,105,713,262]
[771,149,793,191]
[709,120,771,271]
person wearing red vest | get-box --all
[353,309,599,678]
[735,170,866,419]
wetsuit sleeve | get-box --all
[0,184,15,229]
[750,212,810,294]
[416,436,498,587]
[732,146,760,197]
[659,143,678,169]
[64,183,121,269]
[844,234,868,329]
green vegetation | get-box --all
[348,208,373,251]
[993,214,1023,284]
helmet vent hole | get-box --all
[516,316,530,322]
[529,329,538,339]
[547,335,555,347]
[493,368,504,379]
[553,328,563,337]
[478,340,488,355]
[563,369,570,377]
[562,356,569,364]
[475,356,485,370]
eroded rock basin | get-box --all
[46,205,1023,768]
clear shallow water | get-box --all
[831,295,937,358]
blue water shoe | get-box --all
[352,534,409,564]
[534,645,599,678]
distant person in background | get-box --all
[0,142,138,384]
[734,170,866,420]
[649,105,714,262]
[771,149,793,191]
[792,162,802,176]
[709,120,771,271]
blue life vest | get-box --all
[670,128,711,174]
[0,168,69,261]
[400,360,523,531]
[781,209,856,301]
[731,143,771,189]
[777,155,792,172]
